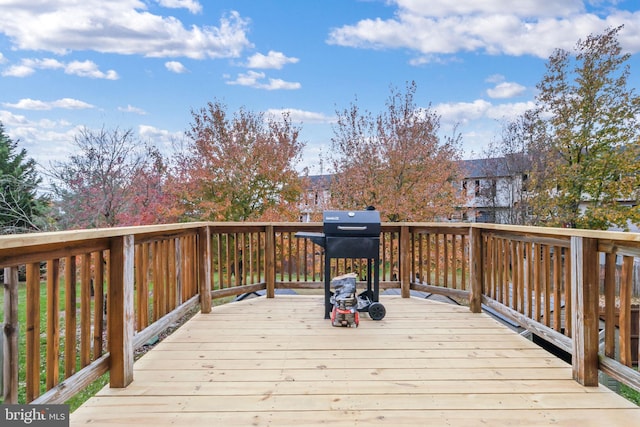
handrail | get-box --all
[1,221,639,406]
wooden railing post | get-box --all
[571,236,600,386]
[3,266,18,403]
[109,235,135,388]
[265,225,275,298]
[198,226,212,314]
[400,225,411,298]
[468,226,483,313]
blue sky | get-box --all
[1,0,640,181]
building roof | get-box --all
[307,174,332,189]
[459,155,530,179]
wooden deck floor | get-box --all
[70,295,640,426]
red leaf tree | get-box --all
[171,101,306,222]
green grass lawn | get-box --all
[0,279,106,408]
[0,276,203,411]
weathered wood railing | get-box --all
[1,222,639,406]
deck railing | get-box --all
[1,222,639,405]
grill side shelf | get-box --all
[294,231,326,248]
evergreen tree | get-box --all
[0,123,49,233]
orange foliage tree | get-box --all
[329,81,466,221]
[171,101,306,221]
[122,146,177,226]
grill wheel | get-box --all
[368,302,386,321]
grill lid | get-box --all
[323,210,381,237]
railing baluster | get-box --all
[543,245,551,327]
[563,246,572,337]
[198,226,212,314]
[553,246,562,331]
[266,225,275,298]
[469,227,482,313]
[3,266,19,403]
[46,259,60,389]
[64,256,77,378]
[25,262,41,402]
[93,251,105,358]
[620,255,634,367]
[426,233,432,284]
[80,254,91,367]
[400,225,410,297]
[517,241,524,313]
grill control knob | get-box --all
[348,211,355,217]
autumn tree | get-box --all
[49,126,164,229]
[531,26,640,229]
[0,122,49,233]
[172,101,305,221]
[329,81,464,222]
[121,146,177,226]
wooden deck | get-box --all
[70,295,640,426]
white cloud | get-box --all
[246,51,299,69]
[2,58,64,77]
[3,98,95,110]
[0,109,30,127]
[487,82,527,99]
[485,101,536,121]
[266,108,334,124]
[435,99,492,125]
[0,110,81,170]
[64,60,118,80]
[165,61,188,73]
[327,2,640,60]
[226,71,301,90]
[2,58,117,79]
[393,0,586,18]
[118,105,147,115]
[0,4,252,59]
[265,78,302,90]
[1,115,182,176]
[2,64,36,77]
[435,99,535,125]
[0,53,5,64]
[485,74,505,84]
[53,98,96,109]
[409,54,461,66]
[138,124,184,152]
[157,0,203,14]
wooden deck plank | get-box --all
[70,295,640,426]
[127,366,574,382]
[134,355,570,369]
[70,409,640,427]
[95,379,609,397]
[75,392,637,412]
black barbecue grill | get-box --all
[296,209,385,320]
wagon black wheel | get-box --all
[368,302,386,320]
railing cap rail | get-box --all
[0,221,638,251]
[468,222,640,242]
